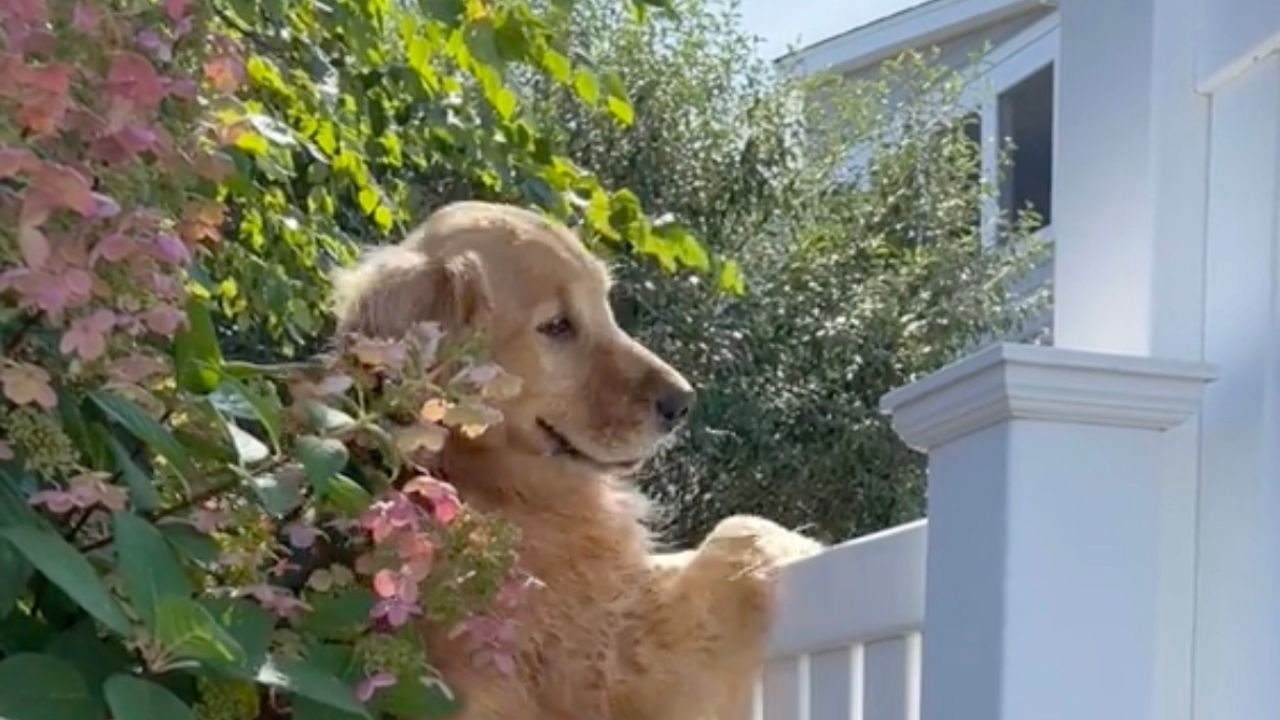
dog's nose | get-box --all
[655,385,696,433]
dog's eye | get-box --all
[537,315,575,340]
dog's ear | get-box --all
[332,246,491,339]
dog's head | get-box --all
[333,202,694,476]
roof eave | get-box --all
[776,0,1058,76]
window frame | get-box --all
[960,15,1061,248]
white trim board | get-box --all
[778,0,1058,77]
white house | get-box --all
[755,1,1280,719]
[781,0,1061,342]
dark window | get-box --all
[998,63,1054,228]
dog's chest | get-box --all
[512,516,652,715]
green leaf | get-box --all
[103,432,162,511]
[228,423,271,465]
[154,596,246,666]
[202,598,274,673]
[296,588,374,641]
[357,187,378,214]
[158,522,220,565]
[0,473,40,618]
[57,388,108,470]
[667,227,710,271]
[294,699,367,720]
[113,513,193,628]
[320,475,373,517]
[174,297,223,394]
[606,95,634,126]
[0,526,131,636]
[234,130,270,155]
[0,611,57,655]
[256,657,370,718]
[248,469,305,517]
[542,49,571,83]
[296,436,349,491]
[573,68,600,105]
[421,0,464,22]
[464,20,502,68]
[104,674,196,720]
[45,618,133,704]
[300,402,357,434]
[489,86,517,120]
[378,677,461,719]
[0,654,100,720]
[717,258,746,295]
[215,373,283,450]
[90,390,197,481]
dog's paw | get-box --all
[700,515,823,576]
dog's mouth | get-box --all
[536,418,645,474]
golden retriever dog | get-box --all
[333,201,821,720]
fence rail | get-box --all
[755,519,928,720]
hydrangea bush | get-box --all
[0,0,693,718]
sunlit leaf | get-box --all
[174,297,223,394]
[717,259,746,295]
[256,657,370,718]
[154,596,246,665]
[573,68,600,105]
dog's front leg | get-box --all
[616,517,821,720]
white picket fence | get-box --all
[754,520,927,720]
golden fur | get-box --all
[334,201,821,719]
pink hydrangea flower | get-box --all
[0,147,34,177]
[108,354,168,384]
[355,672,396,703]
[404,476,461,525]
[151,232,189,265]
[105,52,166,111]
[202,54,244,94]
[370,597,421,628]
[269,557,299,578]
[163,0,189,22]
[59,309,117,361]
[140,305,185,336]
[191,506,228,533]
[88,192,120,220]
[360,493,420,543]
[23,162,94,222]
[238,584,312,619]
[12,62,70,136]
[284,521,324,549]
[449,615,520,676]
[372,568,423,604]
[71,3,101,34]
[29,472,128,514]
[92,233,140,263]
[135,29,172,62]
[1,363,56,409]
[349,336,408,369]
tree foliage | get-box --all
[529,0,1048,544]
[202,0,723,359]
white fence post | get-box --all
[880,343,1213,720]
